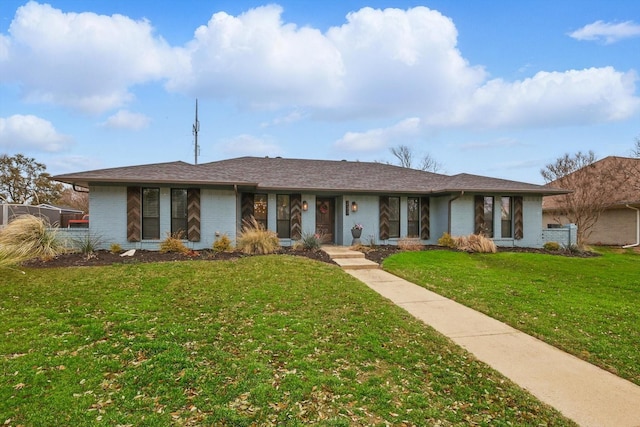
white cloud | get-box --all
[569,20,640,44]
[0,2,184,114]
[1,3,638,132]
[216,134,282,157]
[333,117,421,152]
[432,67,640,128]
[166,5,344,110]
[0,114,73,152]
[101,110,151,130]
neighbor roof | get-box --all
[53,156,566,195]
[543,156,640,210]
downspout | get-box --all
[622,204,640,249]
[234,185,239,237]
[448,191,464,235]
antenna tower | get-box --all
[193,99,200,164]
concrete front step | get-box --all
[321,246,379,270]
[332,257,380,270]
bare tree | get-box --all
[390,145,443,173]
[541,151,622,246]
[390,145,413,168]
[419,153,444,173]
[632,136,640,158]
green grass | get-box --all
[383,248,640,386]
[0,256,574,426]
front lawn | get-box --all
[382,249,640,386]
[0,256,574,426]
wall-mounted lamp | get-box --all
[302,200,308,211]
[351,201,358,212]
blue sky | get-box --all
[1,0,639,184]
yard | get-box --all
[382,248,640,387]
[0,256,574,426]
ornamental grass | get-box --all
[0,214,65,265]
[237,216,280,254]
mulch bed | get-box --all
[21,244,599,269]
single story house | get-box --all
[543,156,640,247]
[52,156,568,250]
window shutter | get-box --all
[187,188,201,242]
[290,193,302,240]
[514,196,524,240]
[379,196,390,240]
[420,196,430,240]
[127,186,141,242]
[241,193,254,224]
[474,195,484,235]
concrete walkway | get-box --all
[322,246,640,427]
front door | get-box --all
[315,198,335,243]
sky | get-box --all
[0,0,639,184]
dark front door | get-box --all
[315,198,335,243]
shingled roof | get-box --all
[543,156,640,210]
[53,156,565,195]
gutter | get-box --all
[622,204,640,249]
[448,191,464,234]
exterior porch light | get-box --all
[302,200,308,211]
[351,201,358,212]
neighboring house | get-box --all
[0,203,84,228]
[52,156,568,250]
[542,156,640,246]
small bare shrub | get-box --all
[543,241,560,251]
[455,234,497,253]
[110,243,123,254]
[159,231,189,254]
[212,234,233,253]
[437,232,456,248]
[237,217,280,255]
[0,214,65,261]
[397,237,423,251]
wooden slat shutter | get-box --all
[474,195,485,235]
[420,196,430,240]
[241,193,254,224]
[379,196,390,240]
[187,188,201,242]
[514,196,524,240]
[127,186,141,242]
[290,193,302,240]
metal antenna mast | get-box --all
[192,99,200,164]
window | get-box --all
[407,197,420,238]
[171,189,188,237]
[501,196,513,238]
[142,188,160,240]
[483,196,494,238]
[276,194,290,238]
[254,193,268,229]
[389,196,400,238]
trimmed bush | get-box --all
[110,243,122,254]
[159,231,189,254]
[437,232,456,248]
[543,241,561,251]
[237,217,280,255]
[212,234,233,253]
